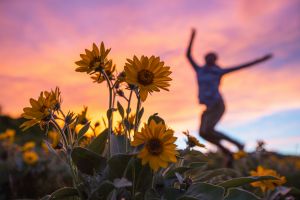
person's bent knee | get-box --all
[199,128,212,138]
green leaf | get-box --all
[130,159,153,195]
[107,153,133,180]
[224,188,260,200]
[163,188,185,200]
[49,187,78,200]
[145,189,160,200]
[71,147,106,175]
[288,187,300,196]
[77,122,90,139]
[89,180,115,200]
[107,108,116,120]
[177,197,198,200]
[117,101,125,118]
[164,167,191,179]
[87,128,108,155]
[40,195,51,200]
[178,182,224,200]
[113,177,132,188]
[188,162,207,168]
[148,113,165,125]
[218,176,279,189]
[193,168,238,182]
[111,134,129,155]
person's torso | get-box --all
[196,65,224,106]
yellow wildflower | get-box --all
[20,88,61,130]
[233,150,247,160]
[0,129,15,143]
[23,151,39,165]
[114,121,125,135]
[182,130,205,148]
[76,106,89,125]
[0,133,6,140]
[124,55,172,101]
[22,141,36,151]
[48,131,61,148]
[75,42,111,74]
[79,137,92,147]
[131,120,178,171]
[250,165,286,192]
[41,142,49,153]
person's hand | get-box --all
[260,53,273,61]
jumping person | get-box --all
[186,28,272,166]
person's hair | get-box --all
[205,52,218,65]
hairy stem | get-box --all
[102,70,114,158]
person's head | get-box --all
[205,52,218,66]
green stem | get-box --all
[51,118,68,148]
[51,117,83,199]
[133,92,141,133]
[125,90,133,152]
[151,171,155,189]
[67,153,84,200]
[102,70,114,158]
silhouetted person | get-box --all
[186,29,272,166]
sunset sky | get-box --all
[1,0,300,154]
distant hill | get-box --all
[0,115,44,144]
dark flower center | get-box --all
[90,57,104,71]
[137,70,154,85]
[147,138,163,155]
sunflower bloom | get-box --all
[131,120,178,171]
[250,165,286,192]
[23,151,39,165]
[75,42,111,74]
[233,150,247,160]
[20,88,61,130]
[22,141,36,151]
[183,130,205,148]
[125,55,172,101]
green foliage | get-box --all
[224,188,260,200]
[71,147,106,175]
[178,182,225,200]
[218,176,278,189]
[47,187,78,200]
[87,128,108,155]
[77,122,90,140]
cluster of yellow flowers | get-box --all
[74,42,176,171]
[114,114,135,136]
[21,41,176,172]
[75,43,172,102]
[233,150,247,160]
[21,141,39,165]
[250,165,286,192]
[0,129,16,144]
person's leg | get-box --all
[214,130,244,150]
[199,101,232,156]
[207,100,244,150]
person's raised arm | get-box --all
[186,28,199,70]
[223,54,273,74]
